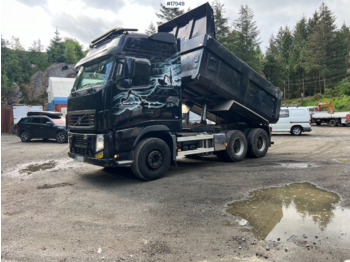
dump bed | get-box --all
[159,3,282,125]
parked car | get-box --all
[15,112,67,143]
[270,107,312,136]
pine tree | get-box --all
[156,4,184,25]
[47,28,65,63]
[224,5,262,72]
[145,22,157,35]
[263,36,285,88]
[290,17,308,97]
[211,0,230,42]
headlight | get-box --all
[96,134,104,152]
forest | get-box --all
[1,1,350,109]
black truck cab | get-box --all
[67,29,182,168]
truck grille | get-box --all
[67,110,95,130]
[69,133,96,157]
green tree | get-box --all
[63,38,84,64]
[304,3,337,94]
[289,17,308,97]
[156,4,184,25]
[145,22,157,35]
[223,5,262,72]
[47,28,65,63]
[211,0,230,42]
[29,39,48,70]
[263,36,285,88]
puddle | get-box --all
[279,162,316,169]
[19,160,57,175]
[37,182,74,190]
[226,183,350,246]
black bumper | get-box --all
[68,152,133,167]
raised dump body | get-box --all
[159,3,282,125]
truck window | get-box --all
[280,109,289,118]
[74,57,113,91]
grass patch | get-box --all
[282,95,350,111]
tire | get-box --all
[20,131,31,142]
[247,128,268,158]
[131,138,171,181]
[316,122,321,126]
[56,131,67,143]
[329,119,336,127]
[291,126,302,136]
[223,130,247,162]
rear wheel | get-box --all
[247,128,268,158]
[291,126,302,136]
[224,130,247,162]
[131,138,171,181]
[329,119,336,127]
[20,131,31,142]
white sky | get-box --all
[1,0,349,52]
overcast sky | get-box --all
[1,0,349,53]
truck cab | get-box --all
[67,29,182,168]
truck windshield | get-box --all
[74,57,114,91]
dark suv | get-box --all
[16,112,67,143]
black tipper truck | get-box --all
[67,3,282,180]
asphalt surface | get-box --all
[1,126,350,261]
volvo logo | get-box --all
[74,114,87,126]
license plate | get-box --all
[75,155,85,162]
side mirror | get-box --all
[125,57,151,86]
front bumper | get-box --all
[68,131,133,167]
[68,151,133,167]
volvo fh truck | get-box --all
[67,3,282,180]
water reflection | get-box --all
[226,183,349,244]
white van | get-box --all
[270,107,312,135]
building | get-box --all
[47,77,75,114]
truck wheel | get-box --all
[247,128,268,158]
[131,138,171,181]
[291,126,302,136]
[223,130,247,162]
[316,122,321,126]
[20,131,31,142]
[329,119,336,127]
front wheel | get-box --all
[291,126,302,136]
[131,138,171,181]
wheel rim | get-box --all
[293,127,301,135]
[147,150,163,169]
[233,138,244,155]
[57,133,65,142]
[21,132,28,140]
[257,136,266,152]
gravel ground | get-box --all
[1,126,350,262]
